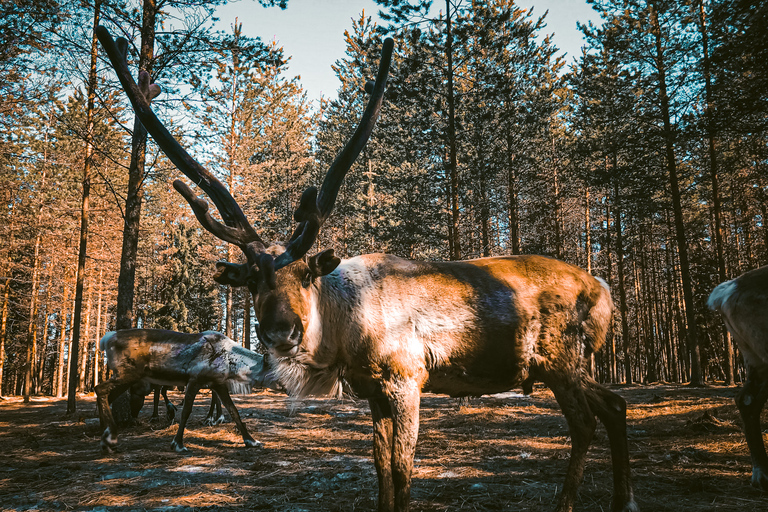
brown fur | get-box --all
[95,329,267,453]
[249,252,637,512]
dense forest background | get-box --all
[1,0,766,403]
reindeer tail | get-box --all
[582,276,614,354]
[99,331,117,352]
[707,280,736,313]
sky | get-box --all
[212,0,602,106]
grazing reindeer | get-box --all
[97,26,638,512]
[96,329,268,453]
[708,266,768,490]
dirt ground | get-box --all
[1,384,767,512]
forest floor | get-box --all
[1,384,767,511]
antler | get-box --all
[97,25,392,285]
[96,26,266,252]
[273,38,394,270]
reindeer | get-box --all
[708,266,768,490]
[96,26,638,512]
[96,329,268,453]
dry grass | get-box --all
[0,385,767,511]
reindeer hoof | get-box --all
[170,440,189,453]
[614,500,640,512]
[751,467,768,491]
[100,428,119,453]
[204,415,225,426]
[244,438,262,448]
[166,404,177,423]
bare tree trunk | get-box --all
[604,195,617,383]
[23,233,42,402]
[39,275,52,393]
[613,176,631,385]
[66,0,101,414]
[244,292,251,350]
[112,0,157,425]
[552,137,562,260]
[651,6,702,385]
[55,277,70,398]
[697,0,733,384]
[445,0,460,260]
[0,275,10,397]
[79,277,93,391]
[115,0,157,331]
[94,267,103,387]
[585,187,592,274]
[507,144,520,255]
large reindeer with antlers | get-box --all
[97,26,638,512]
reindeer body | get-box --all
[709,266,768,490]
[102,330,262,388]
[271,254,610,399]
[265,253,635,512]
[96,329,267,453]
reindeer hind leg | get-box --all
[737,364,768,490]
[584,379,639,512]
[95,379,133,453]
[211,384,260,448]
[546,377,597,512]
[161,386,177,424]
[369,394,395,512]
[204,390,225,426]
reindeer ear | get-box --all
[308,249,340,277]
[213,261,250,286]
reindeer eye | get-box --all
[301,271,312,288]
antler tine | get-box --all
[272,38,394,271]
[317,38,393,223]
[95,25,265,250]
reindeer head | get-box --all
[97,27,392,357]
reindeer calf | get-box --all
[96,329,268,453]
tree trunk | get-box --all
[115,0,157,331]
[67,0,101,414]
[613,176,631,384]
[445,0,460,260]
[585,187,592,274]
[507,150,521,255]
[651,5,702,385]
[94,267,103,387]
[244,292,251,350]
[603,195,617,383]
[697,0,733,384]
[552,137,562,260]
[23,232,42,402]
[112,0,157,425]
[0,275,10,397]
[79,277,93,391]
[56,276,70,398]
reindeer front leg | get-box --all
[204,390,225,426]
[95,379,133,453]
[390,383,421,512]
[369,395,395,511]
[370,380,421,512]
[211,384,260,447]
[737,364,768,490]
[170,381,201,453]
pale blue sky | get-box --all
[213,0,600,105]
